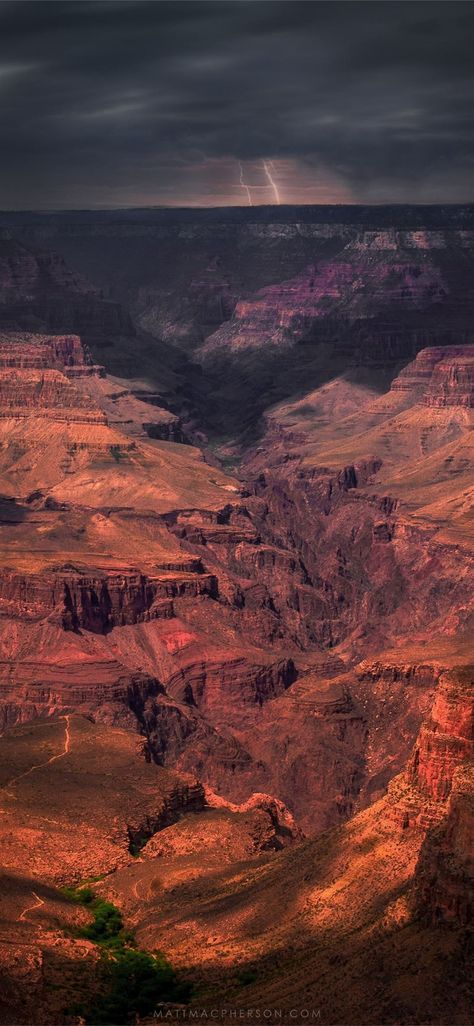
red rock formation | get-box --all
[97,667,473,1026]
[415,764,473,925]
[0,331,98,371]
[0,370,106,423]
[199,233,456,357]
[383,666,473,833]
[407,667,473,804]
[391,344,474,407]
[367,665,474,929]
[0,567,217,630]
[426,352,474,408]
[0,323,472,844]
[166,654,295,729]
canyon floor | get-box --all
[0,206,472,1025]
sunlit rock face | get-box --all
[392,345,474,408]
[425,352,474,408]
[383,665,474,928]
[407,668,474,804]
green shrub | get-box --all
[80,899,124,945]
[110,445,123,462]
[62,885,96,904]
[85,948,192,1024]
[61,887,125,947]
[62,884,192,1023]
[236,967,258,987]
[128,831,149,857]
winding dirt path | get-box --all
[4,715,72,792]
[132,879,143,901]
[131,875,155,903]
[18,891,45,922]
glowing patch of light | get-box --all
[239,161,253,206]
[263,159,281,204]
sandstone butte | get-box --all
[0,221,472,1026]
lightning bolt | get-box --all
[263,159,281,204]
[239,161,253,206]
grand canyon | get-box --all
[0,203,471,1025]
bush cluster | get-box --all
[62,885,191,1024]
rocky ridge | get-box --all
[198,230,474,357]
[97,664,473,1025]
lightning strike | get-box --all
[239,161,253,206]
[263,159,281,204]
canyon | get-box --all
[0,206,472,1025]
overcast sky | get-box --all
[0,0,473,208]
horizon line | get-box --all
[1,201,474,215]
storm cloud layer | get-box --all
[0,0,473,208]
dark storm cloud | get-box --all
[0,0,473,207]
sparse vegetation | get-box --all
[128,830,150,857]
[62,885,191,1024]
[235,967,258,987]
[109,444,123,462]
